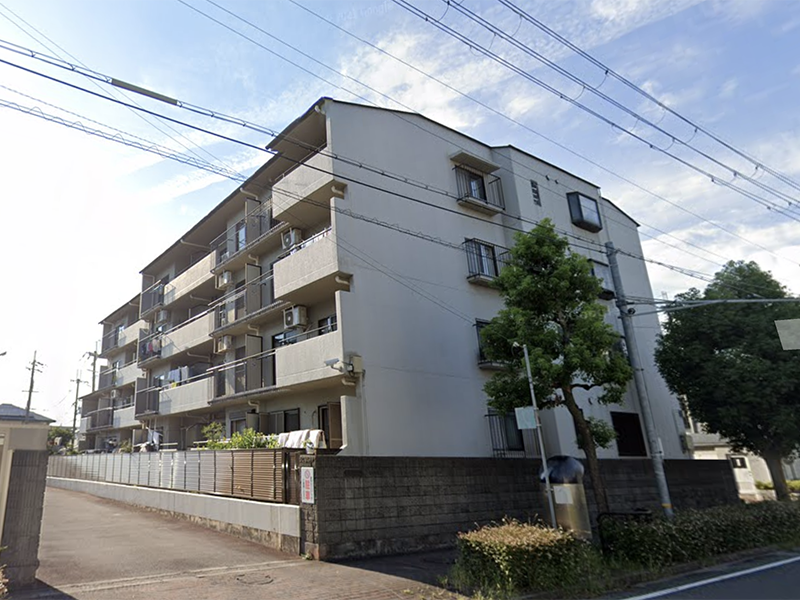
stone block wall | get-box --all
[3,451,49,588]
[301,456,738,560]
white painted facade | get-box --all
[82,98,687,460]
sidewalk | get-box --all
[12,487,465,600]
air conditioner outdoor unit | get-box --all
[215,271,233,290]
[156,309,171,324]
[215,335,233,354]
[110,390,120,400]
[283,305,308,329]
[281,228,303,250]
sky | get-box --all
[0,0,798,425]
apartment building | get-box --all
[80,97,687,460]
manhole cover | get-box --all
[235,573,274,585]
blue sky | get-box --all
[0,0,798,424]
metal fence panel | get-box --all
[199,451,215,494]
[185,452,200,492]
[149,454,161,487]
[215,451,233,496]
[232,450,253,498]
[137,454,149,486]
[172,452,186,491]
[160,453,173,489]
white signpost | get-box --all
[775,319,800,351]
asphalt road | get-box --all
[617,553,800,600]
[14,486,463,600]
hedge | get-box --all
[453,519,604,595]
[755,480,800,492]
[599,501,800,568]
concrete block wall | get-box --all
[2,451,49,588]
[303,456,739,560]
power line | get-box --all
[445,0,800,210]
[495,0,800,195]
[281,0,799,266]
[394,0,800,222]
[0,1,248,180]
[1,33,791,269]
[0,50,779,299]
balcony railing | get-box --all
[85,407,114,431]
[213,271,276,331]
[138,328,162,364]
[455,166,504,213]
[140,281,165,317]
[210,201,280,270]
[135,385,160,417]
[101,329,120,354]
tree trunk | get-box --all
[764,451,790,502]
[562,387,610,514]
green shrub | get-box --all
[227,429,280,449]
[599,502,800,569]
[755,480,800,492]
[453,519,605,595]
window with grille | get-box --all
[531,180,541,206]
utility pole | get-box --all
[70,371,89,450]
[23,351,45,423]
[84,349,100,393]
[521,343,558,529]
[606,242,674,519]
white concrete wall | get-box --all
[325,100,684,458]
[47,477,299,539]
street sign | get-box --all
[515,406,537,430]
[301,467,315,504]
[775,319,800,351]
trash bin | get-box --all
[540,455,591,539]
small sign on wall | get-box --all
[301,467,315,504]
[515,406,537,430]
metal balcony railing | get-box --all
[98,369,117,390]
[135,386,160,417]
[101,329,119,354]
[455,166,504,211]
[210,200,280,269]
[141,281,165,316]
[138,328,162,363]
[85,407,114,431]
[212,271,276,330]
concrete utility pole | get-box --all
[606,242,674,519]
[521,343,558,529]
[84,349,100,392]
[23,351,45,424]
[70,371,89,449]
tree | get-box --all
[655,260,800,501]
[480,220,633,514]
[48,425,74,454]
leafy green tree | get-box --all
[47,425,74,453]
[655,261,800,501]
[481,220,633,513]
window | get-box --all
[235,220,246,251]
[465,239,498,280]
[454,166,505,211]
[567,192,603,232]
[531,180,541,206]
[318,315,337,335]
[611,412,648,457]
[460,168,486,200]
[265,408,300,435]
[475,320,492,363]
[487,409,525,456]
[729,456,747,469]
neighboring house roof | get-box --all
[0,403,55,423]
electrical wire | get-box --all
[446,0,800,209]
[394,0,800,222]
[496,0,800,195]
[0,1,248,180]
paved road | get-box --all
[14,487,463,600]
[614,552,800,600]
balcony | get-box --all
[100,321,146,357]
[454,166,504,215]
[140,281,165,318]
[213,274,288,336]
[158,376,213,415]
[84,407,114,432]
[211,356,272,403]
[163,253,214,306]
[160,312,214,359]
[112,405,138,429]
[138,328,161,365]
[211,202,285,274]
[273,229,350,303]
[98,361,140,390]
[275,328,343,388]
[135,386,159,417]
[465,239,503,287]
[272,149,336,227]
